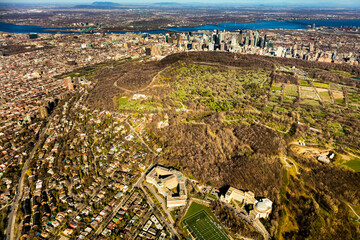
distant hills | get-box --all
[91,2,121,7]
[75,1,122,8]
[153,2,181,5]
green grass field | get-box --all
[301,87,318,99]
[183,210,230,240]
[117,97,161,111]
[318,90,332,102]
[300,80,310,86]
[284,85,298,96]
[313,82,329,89]
[334,98,345,104]
[183,202,212,219]
[343,159,360,172]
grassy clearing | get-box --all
[284,85,298,96]
[334,98,345,104]
[336,157,360,173]
[313,82,329,89]
[343,159,360,172]
[117,97,161,111]
[301,87,318,99]
[318,90,332,102]
[300,80,310,86]
[331,69,355,78]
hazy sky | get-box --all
[1,0,360,7]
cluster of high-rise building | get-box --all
[163,30,269,52]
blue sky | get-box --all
[1,0,360,7]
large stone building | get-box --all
[220,186,272,219]
[146,166,187,208]
[251,198,273,219]
[220,187,256,205]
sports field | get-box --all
[183,210,230,240]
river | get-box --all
[1,19,360,34]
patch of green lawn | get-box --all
[343,159,360,172]
[313,82,329,88]
[117,97,161,111]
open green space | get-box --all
[318,90,332,102]
[334,98,345,104]
[343,159,360,172]
[300,80,310,86]
[166,63,270,111]
[183,202,213,220]
[301,87,318,99]
[284,85,298,96]
[183,210,230,240]
[313,82,329,89]
[331,69,355,78]
[117,97,161,111]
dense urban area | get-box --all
[1,2,360,240]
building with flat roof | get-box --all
[146,166,187,208]
[220,187,256,205]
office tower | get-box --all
[219,32,225,42]
[254,31,259,47]
[209,43,215,51]
[220,42,226,51]
[245,36,250,46]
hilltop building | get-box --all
[146,166,187,208]
[220,187,256,205]
[250,198,273,219]
[220,186,272,219]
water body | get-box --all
[1,19,360,34]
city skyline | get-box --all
[1,0,360,7]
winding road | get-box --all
[347,204,360,221]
